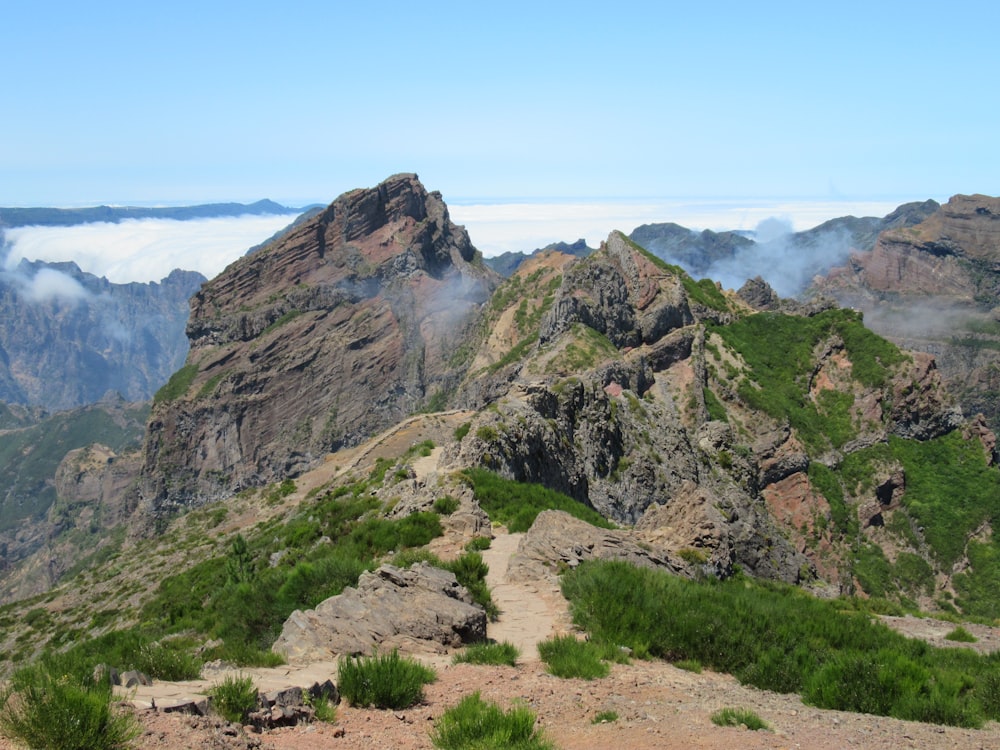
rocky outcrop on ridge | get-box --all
[812,194,1000,432]
[140,174,498,513]
[273,562,487,662]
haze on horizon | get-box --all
[2,2,996,211]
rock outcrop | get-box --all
[273,562,487,662]
[813,194,1000,433]
[0,243,204,410]
[140,174,498,512]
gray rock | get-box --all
[273,562,487,662]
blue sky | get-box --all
[4,1,997,208]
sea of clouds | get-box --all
[2,199,906,287]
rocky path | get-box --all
[480,529,568,661]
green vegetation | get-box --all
[0,405,147,531]
[454,422,471,441]
[624,235,731,313]
[261,309,303,337]
[465,535,492,552]
[463,468,613,532]
[546,324,619,373]
[431,692,553,750]
[703,386,728,422]
[945,626,978,643]
[561,559,1000,727]
[710,707,770,731]
[208,673,259,723]
[153,363,199,404]
[136,476,443,664]
[453,640,520,666]
[710,308,906,451]
[592,710,619,723]
[674,659,702,673]
[537,634,611,680]
[432,495,460,515]
[337,649,436,709]
[0,656,141,750]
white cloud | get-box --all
[19,267,92,303]
[450,199,907,257]
[4,214,301,283]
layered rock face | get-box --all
[141,174,497,512]
[813,194,1000,430]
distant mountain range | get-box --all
[0,199,303,228]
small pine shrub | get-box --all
[337,650,436,709]
[0,661,141,750]
[431,692,552,750]
[209,673,259,723]
[537,634,610,680]
[453,641,520,666]
[710,707,770,731]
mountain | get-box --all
[0,233,206,410]
[629,200,939,297]
[0,199,300,228]
[811,194,1000,432]
[140,173,498,515]
[483,238,595,277]
[3,176,1000,701]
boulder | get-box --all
[273,562,486,662]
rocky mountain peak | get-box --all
[141,175,497,514]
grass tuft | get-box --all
[337,649,436,709]
[208,673,258,723]
[537,634,610,680]
[431,692,553,750]
[453,640,520,667]
[710,707,770,731]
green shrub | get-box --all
[945,626,977,643]
[432,495,460,515]
[431,692,552,750]
[559,559,1000,728]
[0,661,141,750]
[592,710,619,723]
[465,535,492,552]
[443,552,499,620]
[463,468,613,532]
[537,634,610,680]
[453,641,520,666]
[710,707,770,731]
[153,363,198,404]
[674,659,702,673]
[454,422,471,441]
[337,649,436,709]
[208,673,259,723]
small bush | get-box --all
[443,552,499,620]
[431,692,552,750]
[337,649,436,709]
[0,661,141,750]
[710,707,770,731]
[465,535,492,552]
[453,641,520,666]
[945,626,977,643]
[454,422,471,441]
[432,495,460,515]
[537,634,610,680]
[209,673,259,723]
[592,710,619,723]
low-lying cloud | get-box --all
[450,198,905,258]
[3,214,301,284]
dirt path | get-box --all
[481,529,568,661]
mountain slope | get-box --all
[140,174,498,515]
[812,194,1000,432]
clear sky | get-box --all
[4,0,997,209]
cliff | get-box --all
[140,174,498,513]
[812,194,1000,430]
